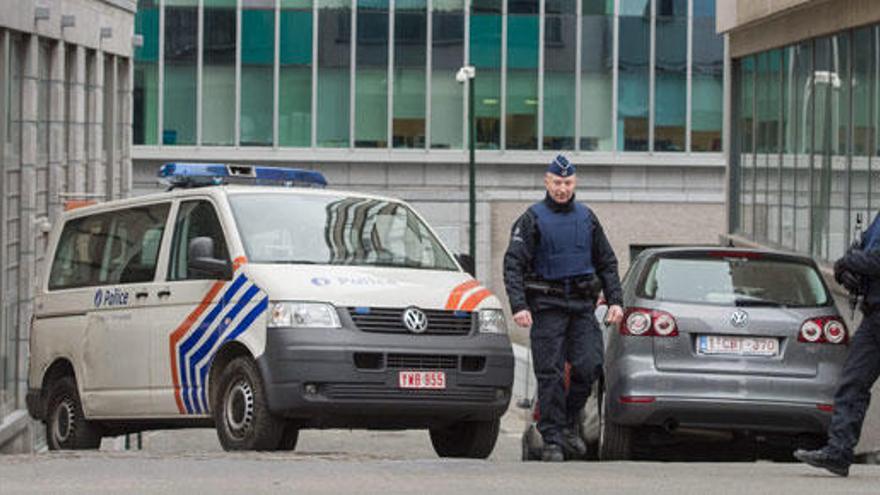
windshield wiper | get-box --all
[734,296,783,307]
[259,260,322,265]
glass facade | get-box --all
[132,0,723,153]
[733,25,880,262]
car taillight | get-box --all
[799,316,848,345]
[621,308,678,337]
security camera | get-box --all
[455,66,476,83]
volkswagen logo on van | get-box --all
[403,307,428,333]
[730,309,749,328]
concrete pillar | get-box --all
[86,50,104,197]
[48,41,65,227]
[67,46,86,196]
[17,34,39,406]
[0,29,8,418]
[105,55,118,200]
[118,57,133,198]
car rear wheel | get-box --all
[430,418,500,459]
[214,356,284,451]
[598,388,633,460]
[46,376,102,450]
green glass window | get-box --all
[794,42,812,253]
[317,0,351,147]
[851,28,874,234]
[203,0,236,146]
[691,1,722,152]
[163,0,198,145]
[654,0,686,151]
[506,0,538,150]
[618,0,649,151]
[280,0,313,147]
[393,0,427,148]
[430,0,464,149]
[543,0,576,150]
[470,0,501,149]
[780,48,794,248]
[134,0,159,145]
[355,0,389,148]
[581,0,613,151]
[738,56,754,236]
[240,0,275,146]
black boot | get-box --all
[541,443,564,462]
[793,448,850,477]
[561,426,587,459]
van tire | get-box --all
[429,418,500,459]
[213,357,284,451]
[45,376,102,450]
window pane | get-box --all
[317,0,351,147]
[581,0,613,151]
[134,0,159,145]
[654,0,686,151]
[431,0,464,149]
[795,42,812,253]
[691,6,722,152]
[852,27,874,234]
[355,0,389,148]
[739,56,754,236]
[280,0,313,147]
[618,0,650,151]
[393,0,426,148]
[543,5,575,150]
[507,1,538,150]
[203,0,236,145]
[163,1,198,145]
[49,214,110,290]
[240,1,275,146]
[169,201,230,281]
[470,4,501,149]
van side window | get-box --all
[168,200,230,281]
[48,203,170,290]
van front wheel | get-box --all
[429,418,500,459]
[46,376,101,450]
[213,357,284,451]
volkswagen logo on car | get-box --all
[403,307,428,334]
[730,309,749,328]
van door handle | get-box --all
[157,289,172,298]
[135,291,149,299]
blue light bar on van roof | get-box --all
[158,163,327,189]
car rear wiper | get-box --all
[733,296,783,307]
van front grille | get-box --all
[348,307,473,335]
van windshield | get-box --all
[228,193,459,271]
[638,253,830,307]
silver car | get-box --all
[523,247,848,461]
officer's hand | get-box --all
[606,305,624,325]
[513,309,533,328]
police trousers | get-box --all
[827,310,880,463]
[529,296,603,447]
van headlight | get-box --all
[478,309,508,335]
[268,302,341,328]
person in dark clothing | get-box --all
[503,155,624,462]
[795,210,880,477]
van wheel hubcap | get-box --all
[225,380,254,438]
[53,398,76,444]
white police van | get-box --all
[27,163,514,456]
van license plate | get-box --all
[398,371,446,389]
[698,335,779,356]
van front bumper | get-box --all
[257,327,515,429]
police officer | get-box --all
[795,210,880,477]
[503,155,624,462]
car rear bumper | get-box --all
[257,327,515,429]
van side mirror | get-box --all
[188,237,232,280]
[456,253,475,277]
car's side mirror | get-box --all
[456,253,475,277]
[188,237,232,280]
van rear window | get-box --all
[638,254,830,307]
[49,204,170,290]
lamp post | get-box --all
[456,65,476,263]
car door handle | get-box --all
[135,291,149,299]
[157,289,172,298]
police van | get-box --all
[26,163,514,457]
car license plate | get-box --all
[697,335,779,357]
[398,371,446,389]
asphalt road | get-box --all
[2,410,879,495]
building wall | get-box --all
[0,0,134,453]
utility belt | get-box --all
[525,274,601,300]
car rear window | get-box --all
[638,253,830,307]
